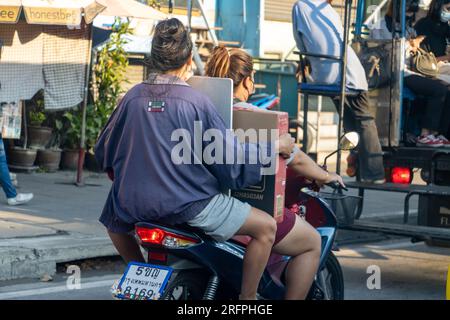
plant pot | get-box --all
[8,147,38,167]
[85,152,102,172]
[36,149,62,172]
[61,149,82,171]
[28,126,53,149]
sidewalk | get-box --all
[0,171,117,281]
[0,168,412,282]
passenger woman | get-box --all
[205,46,345,299]
[371,0,450,147]
[415,0,450,62]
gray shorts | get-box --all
[187,193,251,242]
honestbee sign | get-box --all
[24,7,82,25]
[0,6,21,23]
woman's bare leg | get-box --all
[272,216,321,300]
[107,230,146,263]
[235,207,277,300]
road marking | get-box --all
[337,240,421,257]
[362,210,418,218]
[0,277,117,300]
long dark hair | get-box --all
[146,18,193,73]
[428,0,450,21]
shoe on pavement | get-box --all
[416,135,444,148]
[7,193,34,206]
[436,135,450,148]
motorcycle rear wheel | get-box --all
[309,252,344,300]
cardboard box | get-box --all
[231,107,289,222]
[187,76,288,223]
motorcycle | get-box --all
[113,132,360,301]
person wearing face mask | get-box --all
[415,0,450,62]
[205,45,345,300]
[416,0,450,137]
[371,0,450,147]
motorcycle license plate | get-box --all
[117,262,173,300]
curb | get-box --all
[0,233,117,281]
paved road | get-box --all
[0,238,448,300]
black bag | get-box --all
[357,43,392,89]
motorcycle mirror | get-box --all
[339,132,360,151]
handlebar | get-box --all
[326,181,348,192]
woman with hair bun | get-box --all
[206,46,345,299]
[95,18,296,300]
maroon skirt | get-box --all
[274,208,297,245]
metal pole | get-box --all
[336,0,352,176]
[22,101,27,149]
[316,95,322,153]
[194,0,219,46]
[302,94,309,153]
[187,0,193,31]
[76,23,93,187]
[187,0,205,75]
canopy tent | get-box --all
[0,0,166,185]
[0,0,107,112]
[0,0,107,183]
[97,0,166,21]
[0,0,106,25]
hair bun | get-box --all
[148,18,193,72]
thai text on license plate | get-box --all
[117,262,173,300]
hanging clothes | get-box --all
[42,23,91,110]
[0,21,44,103]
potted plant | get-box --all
[60,108,83,171]
[8,146,38,168]
[84,20,130,172]
[28,97,53,149]
[36,118,63,172]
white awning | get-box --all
[97,0,167,20]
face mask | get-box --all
[245,75,256,99]
[441,9,450,23]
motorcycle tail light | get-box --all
[391,167,412,184]
[136,227,200,248]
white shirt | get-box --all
[292,0,369,91]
